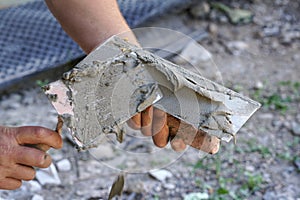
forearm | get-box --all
[45,0,132,53]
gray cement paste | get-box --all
[44,36,260,150]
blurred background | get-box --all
[0,0,299,199]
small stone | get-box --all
[56,159,72,172]
[149,169,173,182]
[258,113,274,120]
[292,54,300,61]
[281,31,300,45]
[36,164,61,185]
[51,152,64,161]
[163,183,176,190]
[225,41,249,55]
[291,121,300,136]
[28,180,42,192]
[263,25,280,37]
[294,158,300,170]
[254,81,264,89]
[31,194,44,200]
[184,192,209,200]
[263,190,279,200]
[189,2,210,18]
[208,23,218,36]
[283,121,291,129]
[245,165,255,172]
[296,114,300,123]
[89,144,115,159]
[180,41,212,65]
[272,120,282,128]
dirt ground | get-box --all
[0,1,299,200]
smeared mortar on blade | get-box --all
[44,36,260,150]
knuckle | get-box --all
[33,127,48,139]
[38,154,51,168]
[14,180,22,189]
[24,169,36,181]
[153,108,166,119]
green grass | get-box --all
[191,140,269,200]
[251,81,300,114]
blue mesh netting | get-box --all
[0,0,197,88]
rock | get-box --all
[292,54,300,61]
[294,158,300,170]
[163,183,176,190]
[180,41,212,65]
[272,119,283,129]
[189,2,210,18]
[245,165,255,172]
[51,152,64,161]
[257,113,274,120]
[291,121,300,136]
[225,41,249,55]
[149,169,173,182]
[56,159,72,172]
[263,191,277,200]
[208,23,218,37]
[28,180,42,192]
[36,164,61,185]
[89,144,115,160]
[31,194,44,200]
[125,180,145,194]
[254,81,264,89]
[283,121,291,129]
[184,192,209,200]
[0,99,21,109]
[281,31,300,45]
[263,25,280,37]
[296,114,300,123]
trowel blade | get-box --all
[44,36,162,149]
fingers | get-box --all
[127,113,141,129]
[167,114,220,154]
[0,178,21,190]
[190,132,220,154]
[141,106,153,136]
[8,165,36,181]
[167,115,187,152]
[14,146,52,168]
[152,108,169,148]
[170,138,186,152]
[15,126,63,149]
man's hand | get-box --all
[0,126,62,190]
[128,106,220,153]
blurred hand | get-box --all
[0,126,62,190]
[128,106,220,153]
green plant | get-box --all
[243,172,263,192]
[251,81,300,114]
[36,79,49,87]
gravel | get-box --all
[1,0,300,199]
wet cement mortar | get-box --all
[1,1,300,199]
